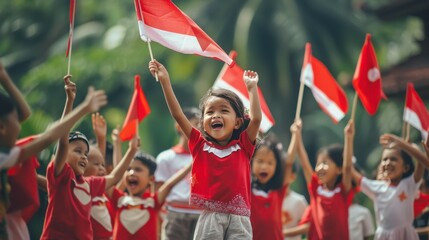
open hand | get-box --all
[84,87,108,113]
[92,112,107,139]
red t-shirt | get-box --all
[41,161,106,240]
[110,188,161,240]
[251,185,287,240]
[307,174,354,240]
[91,195,114,239]
[414,191,429,218]
[188,128,255,216]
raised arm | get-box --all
[104,134,139,190]
[111,127,122,167]
[283,120,300,186]
[18,87,107,164]
[157,163,192,204]
[243,70,262,143]
[52,75,77,176]
[92,112,107,158]
[149,60,193,139]
[0,62,31,122]
[380,133,428,183]
[295,120,313,184]
[342,120,354,193]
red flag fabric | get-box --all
[403,83,429,139]
[133,0,233,65]
[66,0,76,57]
[300,43,348,123]
[7,135,40,222]
[352,34,386,115]
[119,75,151,141]
[212,51,275,132]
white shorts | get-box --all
[193,210,252,240]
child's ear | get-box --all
[234,118,244,130]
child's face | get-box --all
[84,147,106,177]
[68,140,89,176]
[315,152,341,187]
[0,110,21,148]
[125,159,154,196]
[252,146,277,185]
[380,148,408,183]
[202,96,242,145]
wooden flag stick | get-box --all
[350,93,358,122]
[295,81,305,121]
[147,40,159,82]
[67,0,76,76]
[405,122,411,142]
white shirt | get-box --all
[361,175,419,240]
[155,147,200,214]
[0,146,20,170]
[282,190,308,240]
[349,203,375,240]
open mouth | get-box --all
[211,122,223,129]
[78,161,87,169]
[259,173,268,178]
[127,179,139,188]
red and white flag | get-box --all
[300,43,348,123]
[66,0,76,57]
[352,34,386,115]
[134,0,233,65]
[213,51,275,133]
[403,83,429,139]
[119,75,151,141]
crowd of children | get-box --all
[1,57,429,240]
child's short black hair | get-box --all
[252,134,285,191]
[134,151,157,175]
[0,92,15,119]
[183,107,200,120]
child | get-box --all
[149,59,262,239]
[40,75,140,240]
[351,127,429,239]
[109,152,192,239]
[281,162,308,240]
[0,63,107,239]
[155,107,202,240]
[84,113,115,240]
[250,123,299,240]
[296,119,354,240]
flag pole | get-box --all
[66,0,76,76]
[147,39,159,82]
[405,122,411,142]
[295,81,305,121]
[350,93,358,121]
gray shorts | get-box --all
[162,211,200,240]
[193,211,252,240]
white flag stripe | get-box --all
[311,87,345,122]
[213,79,273,133]
[301,64,314,87]
[138,21,232,65]
[404,107,428,140]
